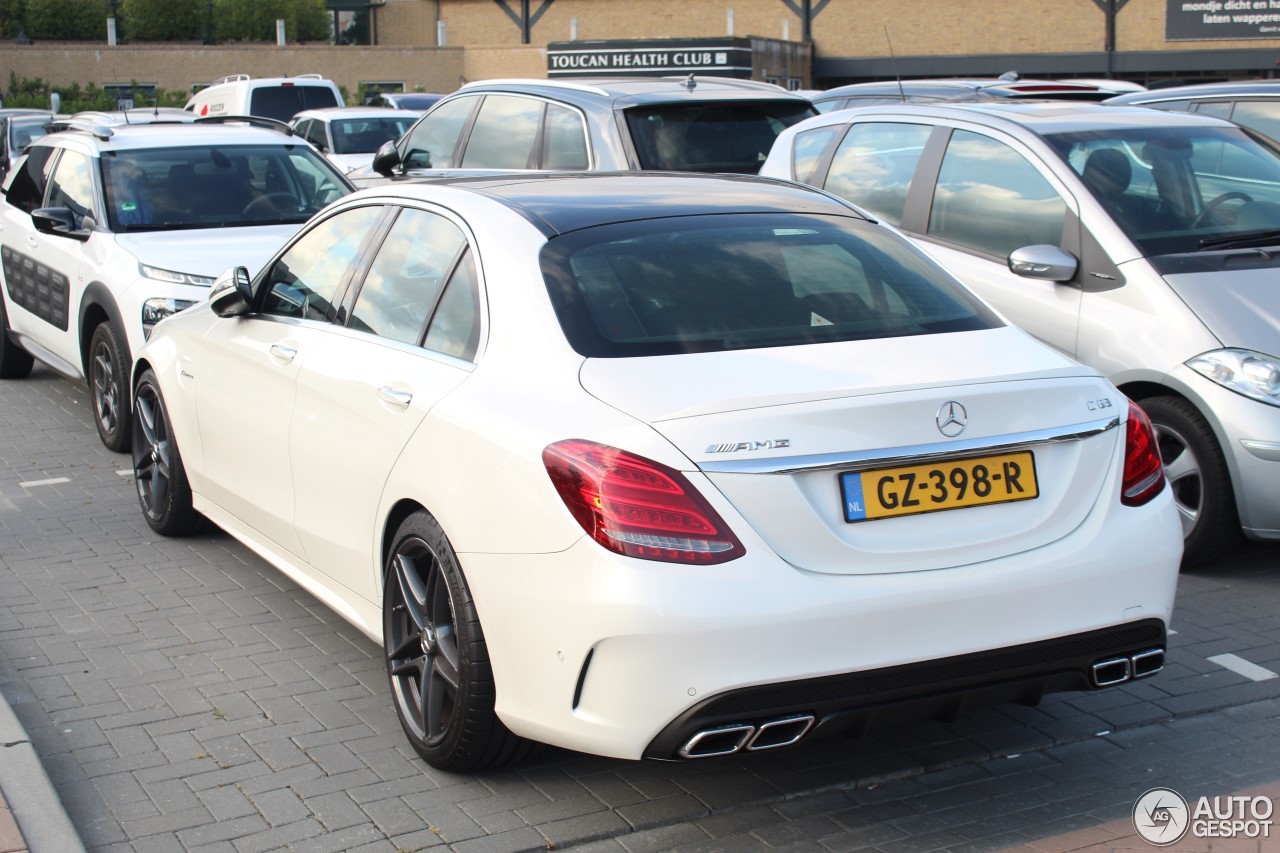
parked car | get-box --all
[810,75,1142,113]
[0,116,353,450]
[761,101,1280,565]
[131,171,1181,771]
[290,107,421,173]
[354,76,816,186]
[365,92,445,111]
[0,108,55,183]
[185,74,344,123]
[1106,79,1280,141]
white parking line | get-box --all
[19,477,70,488]
[116,469,133,477]
[1208,653,1279,682]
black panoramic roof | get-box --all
[431,172,865,236]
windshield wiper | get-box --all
[1198,229,1280,251]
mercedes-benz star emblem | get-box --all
[936,401,968,437]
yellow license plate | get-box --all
[840,451,1039,522]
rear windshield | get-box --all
[625,101,815,174]
[540,213,1001,357]
[331,116,416,154]
[250,85,340,122]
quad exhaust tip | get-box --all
[678,714,816,759]
[1091,648,1165,688]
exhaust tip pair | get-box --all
[678,714,816,759]
[1092,648,1164,687]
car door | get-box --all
[289,205,482,599]
[898,124,1083,357]
[0,145,96,374]
[192,204,386,558]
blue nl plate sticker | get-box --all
[841,472,868,522]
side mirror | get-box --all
[1008,244,1078,282]
[372,140,401,176]
[210,266,254,317]
[31,207,87,240]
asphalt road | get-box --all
[1,363,1278,853]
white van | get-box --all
[185,74,344,123]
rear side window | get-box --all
[540,213,1000,358]
[928,130,1066,257]
[461,95,543,169]
[824,122,932,225]
[250,86,339,122]
[625,101,815,174]
[5,145,56,213]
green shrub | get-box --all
[25,0,110,40]
[214,0,328,43]
[121,0,207,40]
[0,0,21,39]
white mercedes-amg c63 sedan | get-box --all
[130,172,1182,772]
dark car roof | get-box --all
[1106,79,1280,105]
[401,171,864,236]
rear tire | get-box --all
[1140,395,1240,567]
[89,321,130,452]
[383,510,534,772]
[0,297,34,379]
[132,369,201,537]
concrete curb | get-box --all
[0,693,85,853]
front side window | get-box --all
[928,130,1066,257]
[46,149,96,221]
[401,97,476,170]
[348,207,467,345]
[1047,125,1280,255]
[261,205,383,322]
[461,95,544,169]
[824,122,932,225]
[540,213,1000,358]
[791,126,840,184]
[625,101,815,174]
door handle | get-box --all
[25,235,37,248]
[268,344,297,363]
[377,386,413,408]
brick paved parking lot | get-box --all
[2,365,1279,853]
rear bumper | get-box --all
[643,619,1166,760]
[459,483,1182,761]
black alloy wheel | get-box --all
[132,369,200,537]
[89,322,130,452]
[383,511,532,772]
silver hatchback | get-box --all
[762,102,1280,566]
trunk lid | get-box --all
[579,327,1123,574]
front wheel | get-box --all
[132,369,201,537]
[89,321,130,452]
[383,511,533,772]
[1140,395,1240,567]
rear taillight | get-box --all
[543,439,745,564]
[1122,401,1166,507]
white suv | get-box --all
[0,116,352,450]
